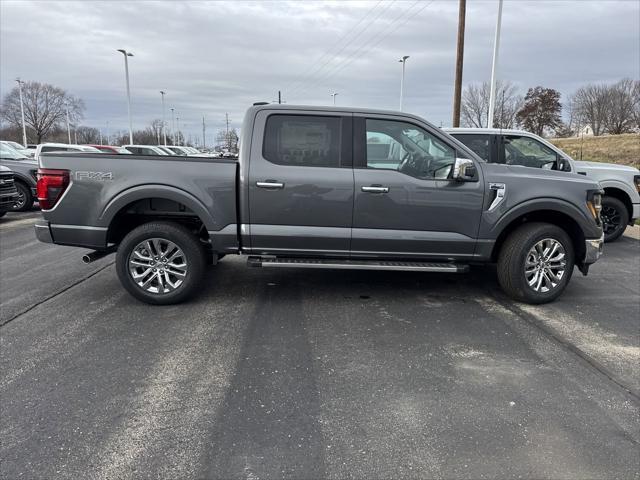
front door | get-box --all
[351,115,485,259]
[248,110,354,256]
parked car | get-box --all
[446,128,640,242]
[163,145,191,155]
[1,140,33,158]
[0,165,19,218]
[87,145,132,154]
[123,145,168,156]
[35,104,604,305]
[155,146,177,155]
[0,143,38,211]
[34,143,103,161]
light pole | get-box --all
[399,55,409,111]
[117,49,134,144]
[65,105,72,144]
[176,116,180,145]
[170,108,175,145]
[160,91,167,145]
[487,0,503,129]
[106,120,110,145]
[15,78,27,147]
[331,92,338,105]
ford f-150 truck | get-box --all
[446,128,640,242]
[35,105,604,305]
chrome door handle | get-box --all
[361,186,389,193]
[256,181,284,189]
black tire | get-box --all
[11,182,33,212]
[497,222,574,304]
[601,196,628,243]
[0,210,6,218]
[116,221,206,305]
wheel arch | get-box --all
[490,201,592,264]
[102,185,218,245]
[601,185,633,221]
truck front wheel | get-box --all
[497,222,575,304]
[116,221,206,305]
[601,196,628,243]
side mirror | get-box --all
[452,158,477,182]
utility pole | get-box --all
[160,90,167,145]
[202,115,206,149]
[99,130,103,145]
[487,0,504,129]
[15,78,27,147]
[65,106,72,144]
[176,116,180,145]
[331,92,338,105]
[452,0,466,127]
[399,56,409,111]
[106,121,110,145]
[225,113,230,150]
[278,90,282,104]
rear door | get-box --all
[247,110,354,256]
[351,115,485,259]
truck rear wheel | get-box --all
[116,221,206,305]
[497,222,574,304]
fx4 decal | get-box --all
[75,171,114,181]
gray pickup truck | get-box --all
[35,105,604,305]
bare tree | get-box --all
[603,78,638,135]
[75,126,101,144]
[0,81,84,143]
[461,81,523,128]
[216,128,239,152]
[572,83,608,136]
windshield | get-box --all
[0,143,29,160]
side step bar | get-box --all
[247,256,469,273]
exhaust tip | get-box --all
[82,254,92,264]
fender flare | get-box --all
[489,197,597,239]
[99,184,218,231]
[11,172,36,189]
[598,179,637,203]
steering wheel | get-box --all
[397,151,412,172]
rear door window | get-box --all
[263,115,342,167]
[451,134,491,162]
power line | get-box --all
[287,0,398,98]
[283,0,387,94]
[292,0,435,100]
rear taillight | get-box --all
[37,168,70,210]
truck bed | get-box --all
[38,152,238,249]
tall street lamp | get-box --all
[65,105,72,144]
[15,78,27,147]
[176,116,180,145]
[399,55,409,111]
[160,90,167,146]
[331,92,338,105]
[117,49,134,144]
[170,108,176,145]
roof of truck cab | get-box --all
[443,127,541,137]
[248,104,437,123]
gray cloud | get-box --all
[1,0,638,142]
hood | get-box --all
[574,160,640,174]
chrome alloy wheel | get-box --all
[128,238,188,294]
[524,238,567,293]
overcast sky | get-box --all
[1,0,638,143]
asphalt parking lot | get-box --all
[1,210,639,479]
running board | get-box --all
[247,256,469,273]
